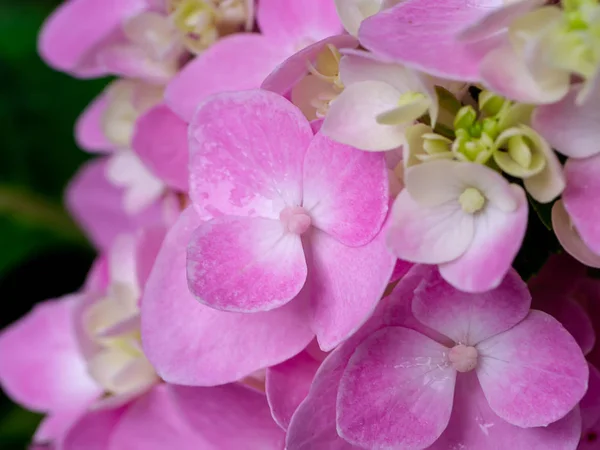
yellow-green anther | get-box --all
[481,117,500,140]
[479,91,508,117]
[459,187,486,214]
[508,135,532,168]
[454,106,477,131]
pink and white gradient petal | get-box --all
[187,216,307,312]
[552,200,600,269]
[533,85,600,159]
[302,133,389,246]
[262,34,358,95]
[0,297,100,413]
[257,0,342,51]
[337,326,456,449]
[439,184,528,293]
[141,207,314,386]
[188,90,311,220]
[476,311,589,428]
[266,351,322,430]
[63,405,127,450]
[387,189,474,264]
[132,104,189,192]
[321,80,407,151]
[358,0,505,81]
[429,371,582,450]
[412,267,530,345]
[563,155,600,255]
[38,0,146,76]
[166,34,286,122]
[75,93,114,153]
[307,227,396,351]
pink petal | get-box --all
[0,297,100,413]
[337,326,456,449]
[109,385,207,450]
[66,157,166,251]
[141,207,314,386]
[165,34,285,121]
[257,0,342,50]
[387,189,474,264]
[134,226,167,289]
[563,155,600,255]
[286,345,364,450]
[188,89,311,220]
[187,216,307,312]
[132,104,189,192]
[171,384,285,449]
[262,34,358,95]
[359,0,505,81]
[34,407,91,447]
[97,45,174,84]
[302,133,389,246]
[412,267,531,345]
[582,364,600,433]
[439,184,528,293]
[38,0,146,75]
[75,93,114,153]
[480,43,570,104]
[266,351,322,430]
[476,310,589,427]
[552,200,600,269]
[306,227,396,351]
[62,406,127,450]
[429,371,582,450]
[533,85,600,159]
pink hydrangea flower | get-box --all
[387,160,528,292]
[165,0,343,121]
[285,265,588,450]
[140,89,396,386]
[0,231,283,449]
[358,0,543,82]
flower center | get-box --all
[448,344,479,372]
[459,187,486,214]
[280,206,312,235]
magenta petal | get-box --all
[132,104,189,191]
[337,327,456,449]
[187,216,307,312]
[135,226,167,289]
[359,0,505,81]
[141,207,314,386]
[75,93,114,153]
[63,405,127,450]
[429,371,582,450]
[307,227,396,351]
[39,0,146,75]
[0,297,100,412]
[165,34,286,121]
[257,0,342,49]
[266,351,321,430]
[303,133,389,246]
[533,85,600,159]
[66,157,165,251]
[188,89,311,219]
[34,407,90,447]
[262,34,358,95]
[563,155,600,255]
[477,310,589,428]
[171,384,285,449]
[412,267,531,345]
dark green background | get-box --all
[0,0,107,447]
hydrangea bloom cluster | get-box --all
[2,0,600,448]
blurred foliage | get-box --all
[0,0,107,447]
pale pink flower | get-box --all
[387,160,528,292]
[141,89,397,387]
[286,265,588,450]
[165,0,343,121]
